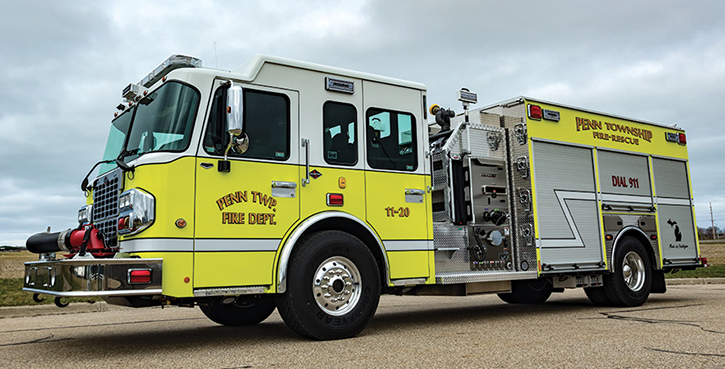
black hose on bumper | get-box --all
[25,230,71,254]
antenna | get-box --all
[214,42,218,69]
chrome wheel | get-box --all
[313,256,362,316]
[622,251,646,292]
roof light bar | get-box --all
[139,54,202,88]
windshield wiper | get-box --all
[115,148,137,173]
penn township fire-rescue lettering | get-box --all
[23,55,705,340]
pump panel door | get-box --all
[193,83,300,289]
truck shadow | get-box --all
[41,294,689,357]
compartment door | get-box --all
[532,141,604,271]
[653,158,698,266]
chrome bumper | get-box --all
[23,258,163,298]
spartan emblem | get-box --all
[667,218,683,242]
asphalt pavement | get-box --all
[0,281,723,368]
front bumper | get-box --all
[23,258,162,298]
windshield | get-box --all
[98,81,200,174]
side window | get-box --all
[366,108,417,171]
[203,87,290,160]
[323,101,357,165]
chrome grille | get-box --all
[92,169,122,247]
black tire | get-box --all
[497,278,552,304]
[200,294,276,326]
[584,286,611,306]
[601,236,652,307]
[275,231,381,340]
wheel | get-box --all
[275,231,381,340]
[601,236,652,307]
[584,286,611,306]
[497,278,552,304]
[200,294,276,326]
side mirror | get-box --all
[220,83,248,172]
[226,84,244,136]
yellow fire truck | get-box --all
[24,55,704,339]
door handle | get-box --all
[271,181,297,198]
[272,181,297,189]
[405,188,425,204]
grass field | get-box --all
[1,242,723,307]
[0,251,101,306]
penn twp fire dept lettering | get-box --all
[216,190,278,225]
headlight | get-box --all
[118,189,155,236]
[78,205,93,224]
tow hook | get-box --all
[54,297,69,308]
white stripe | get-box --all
[195,238,280,252]
[656,198,692,206]
[384,240,432,251]
[120,238,193,253]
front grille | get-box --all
[92,169,122,247]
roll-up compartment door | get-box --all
[532,141,604,271]
[653,158,698,265]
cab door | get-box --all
[193,81,300,289]
[362,81,431,281]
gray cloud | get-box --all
[1,0,724,245]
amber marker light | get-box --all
[175,218,187,228]
[605,234,614,241]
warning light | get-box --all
[327,193,344,206]
[175,218,187,228]
[128,269,152,284]
[528,104,542,120]
[678,133,687,145]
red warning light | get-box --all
[327,193,344,206]
[678,133,687,145]
[528,104,542,120]
[128,269,152,284]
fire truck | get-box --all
[24,55,704,340]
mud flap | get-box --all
[651,270,666,293]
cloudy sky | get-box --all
[1,1,724,246]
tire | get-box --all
[497,278,552,304]
[200,294,276,326]
[601,236,652,307]
[584,286,611,306]
[275,231,381,340]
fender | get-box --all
[276,211,390,293]
[610,226,651,274]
